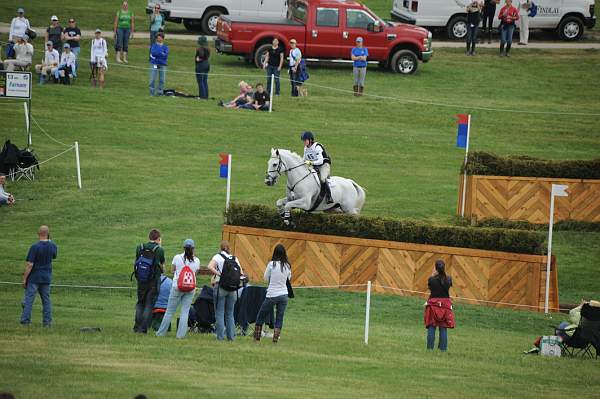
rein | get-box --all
[268,154,319,192]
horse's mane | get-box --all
[276,148,303,161]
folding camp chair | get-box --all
[14,149,38,181]
[555,303,600,359]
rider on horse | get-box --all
[301,131,333,204]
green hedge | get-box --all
[225,203,546,255]
[462,152,600,179]
[472,218,600,233]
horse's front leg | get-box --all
[276,197,288,216]
[281,197,312,226]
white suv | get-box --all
[147,0,288,34]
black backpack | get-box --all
[218,253,241,291]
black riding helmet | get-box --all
[301,131,314,142]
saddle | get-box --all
[308,181,337,212]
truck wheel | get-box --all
[557,16,584,41]
[254,43,272,69]
[183,19,202,32]
[391,50,418,75]
[447,15,468,40]
[201,9,224,35]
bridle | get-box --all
[265,153,318,192]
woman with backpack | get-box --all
[254,244,292,343]
[424,260,455,351]
[155,238,200,339]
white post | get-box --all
[24,101,31,147]
[460,114,471,218]
[75,141,82,189]
[544,192,555,314]
[364,280,372,345]
[269,73,275,113]
[225,154,232,211]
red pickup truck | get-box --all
[215,0,432,75]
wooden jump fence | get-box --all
[222,225,559,313]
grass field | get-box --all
[0,23,599,399]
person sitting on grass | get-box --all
[219,81,253,108]
[251,83,270,111]
[0,173,16,206]
[152,273,173,331]
[35,41,59,84]
[55,43,76,85]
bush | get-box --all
[225,203,546,255]
[473,218,600,233]
[462,152,600,179]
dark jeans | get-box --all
[195,61,210,99]
[256,294,288,329]
[427,326,448,351]
[500,24,515,44]
[289,68,299,97]
[115,28,130,51]
[266,65,280,96]
[21,282,52,326]
[466,24,479,45]
[482,5,496,30]
[133,279,159,333]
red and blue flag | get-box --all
[219,153,229,178]
[456,114,470,149]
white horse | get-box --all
[264,148,366,223]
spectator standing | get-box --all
[0,173,15,206]
[62,18,82,65]
[133,229,165,334]
[149,32,169,96]
[152,273,173,331]
[482,0,499,43]
[498,0,519,57]
[263,38,284,97]
[156,239,200,339]
[424,260,455,351]
[8,8,31,59]
[466,1,483,56]
[195,36,210,99]
[517,0,531,45]
[351,37,368,96]
[114,1,135,64]
[2,35,34,72]
[149,3,165,45]
[35,41,59,85]
[90,29,108,89]
[55,43,76,85]
[207,240,244,341]
[20,225,58,326]
[45,16,63,54]
[254,244,292,343]
[288,39,302,97]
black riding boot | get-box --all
[325,183,333,204]
[506,43,512,57]
[499,43,505,56]
[471,42,476,55]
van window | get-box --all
[291,2,308,23]
[316,8,339,27]
[346,9,376,29]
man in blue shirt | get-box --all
[149,32,169,96]
[351,37,369,96]
[21,225,58,326]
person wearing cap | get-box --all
[90,29,108,89]
[149,3,166,45]
[114,1,135,63]
[149,32,169,96]
[62,18,82,64]
[351,37,369,96]
[55,43,76,85]
[195,36,210,99]
[45,16,64,55]
[2,35,34,72]
[35,41,60,84]
[155,238,200,339]
[288,39,302,97]
[424,260,455,351]
[7,8,31,59]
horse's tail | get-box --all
[350,180,366,214]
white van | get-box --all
[391,0,596,40]
[146,0,288,34]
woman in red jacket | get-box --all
[424,260,455,351]
[498,0,519,57]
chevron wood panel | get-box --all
[224,225,559,312]
[375,249,417,295]
[459,175,600,224]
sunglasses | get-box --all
[69,20,75,23]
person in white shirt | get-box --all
[56,43,77,84]
[2,35,34,71]
[517,0,531,45]
[288,38,302,97]
[254,244,292,343]
[8,8,31,59]
[301,131,333,203]
[90,28,108,89]
[155,239,200,339]
[35,41,60,84]
[207,240,245,341]
[0,173,16,206]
